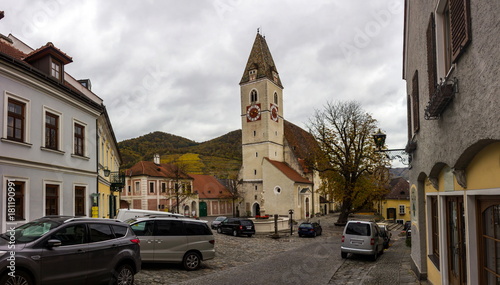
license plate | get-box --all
[247,226,252,229]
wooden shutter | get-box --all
[426,13,437,98]
[407,94,412,140]
[412,70,420,133]
[449,0,471,62]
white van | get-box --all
[116,209,184,221]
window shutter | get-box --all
[449,0,471,62]
[412,70,420,133]
[407,94,412,140]
[426,13,437,98]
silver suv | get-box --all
[128,216,215,270]
[341,220,385,261]
[0,216,141,285]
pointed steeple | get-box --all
[240,32,283,88]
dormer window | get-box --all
[51,60,61,80]
[249,69,257,81]
[272,71,279,83]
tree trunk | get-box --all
[336,199,352,226]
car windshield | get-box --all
[1,220,61,244]
[346,223,371,236]
[240,220,253,226]
[300,224,313,228]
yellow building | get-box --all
[96,107,122,219]
[377,177,410,224]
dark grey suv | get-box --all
[0,216,141,285]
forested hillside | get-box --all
[118,130,242,177]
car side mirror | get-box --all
[47,239,62,248]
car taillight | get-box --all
[370,238,375,245]
[209,240,215,245]
[341,235,345,242]
[130,238,140,245]
[239,225,243,230]
[310,229,314,232]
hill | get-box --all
[118,130,242,177]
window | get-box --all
[256,152,258,157]
[185,222,211,235]
[430,196,440,267]
[51,60,61,80]
[6,180,25,221]
[111,225,127,238]
[149,182,155,194]
[399,205,406,215]
[161,183,166,193]
[250,90,258,103]
[130,221,154,236]
[45,112,59,150]
[45,184,59,215]
[135,181,140,192]
[249,69,257,81]
[74,123,85,156]
[88,224,114,242]
[254,169,257,175]
[155,220,184,236]
[51,224,86,246]
[75,186,85,216]
[7,98,25,142]
[480,200,500,284]
[274,92,278,104]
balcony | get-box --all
[424,78,458,120]
[110,172,125,192]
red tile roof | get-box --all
[24,42,73,64]
[191,174,232,199]
[0,40,26,60]
[265,158,312,184]
[284,120,320,173]
[125,161,192,180]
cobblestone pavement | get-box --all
[134,214,425,285]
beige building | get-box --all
[403,0,500,284]
[238,33,322,219]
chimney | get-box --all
[154,154,160,165]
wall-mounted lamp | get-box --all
[373,129,411,165]
[103,167,111,177]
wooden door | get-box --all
[447,196,466,285]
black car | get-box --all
[0,216,141,285]
[298,222,322,237]
[217,218,255,237]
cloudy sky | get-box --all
[1,0,408,159]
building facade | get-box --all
[122,156,197,216]
[238,33,322,219]
[403,0,500,284]
[376,177,410,224]
[191,174,234,217]
[0,33,103,232]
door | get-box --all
[447,196,466,285]
[199,202,207,217]
[41,224,88,285]
[387,208,396,221]
[130,220,155,261]
[478,198,500,284]
[153,220,187,262]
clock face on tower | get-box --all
[246,104,261,122]
[270,103,279,122]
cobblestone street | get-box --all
[134,214,423,285]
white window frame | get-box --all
[72,118,87,157]
[434,0,454,80]
[42,106,63,152]
[73,183,88,217]
[399,204,406,215]
[149,181,155,194]
[3,92,31,144]
[3,177,30,227]
[43,180,63,216]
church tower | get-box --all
[239,32,284,216]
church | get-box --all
[238,32,323,220]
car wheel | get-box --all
[313,232,317,237]
[217,227,222,233]
[183,252,201,271]
[372,249,378,261]
[1,270,33,285]
[113,264,134,285]
[233,230,238,237]
[341,252,348,259]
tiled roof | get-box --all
[385,177,410,200]
[240,33,283,88]
[191,174,232,199]
[265,158,312,184]
[283,120,320,173]
[125,161,192,180]
[0,39,26,60]
[24,42,73,64]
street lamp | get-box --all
[373,129,411,165]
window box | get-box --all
[425,81,456,119]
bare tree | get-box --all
[308,101,390,225]
[162,162,195,214]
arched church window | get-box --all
[274,92,278,104]
[250,90,258,103]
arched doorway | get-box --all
[191,201,197,217]
[183,205,190,216]
[252,203,260,217]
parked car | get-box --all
[128,216,215,271]
[116,208,184,221]
[377,223,392,249]
[211,216,227,230]
[217,218,255,237]
[341,220,385,261]
[0,216,141,285]
[298,222,322,237]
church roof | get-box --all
[283,120,320,173]
[125,161,192,180]
[265,158,312,184]
[191,174,232,199]
[239,33,283,88]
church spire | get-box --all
[240,32,283,88]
